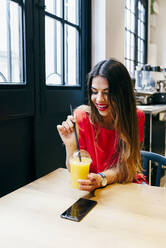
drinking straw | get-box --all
[70,104,82,162]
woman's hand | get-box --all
[57,115,76,146]
[78,173,101,191]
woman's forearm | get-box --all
[65,144,77,171]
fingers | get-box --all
[57,125,65,137]
[67,115,76,123]
[78,179,92,185]
[78,179,93,191]
[78,177,99,191]
[57,115,75,135]
[88,173,101,188]
[62,118,73,132]
[88,173,97,181]
[79,185,95,191]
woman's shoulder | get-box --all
[74,105,91,122]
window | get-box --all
[0,0,24,84]
[45,0,80,86]
[125,0,148,78]
[0,0,90,87]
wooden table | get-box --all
[0,168,166,248]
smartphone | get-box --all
[60,198,97,222]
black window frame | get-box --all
[125,0,148,78]
[38,0,91,89]
[0,0,91,92]
[0,0,35,90]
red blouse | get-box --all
[75,108,146,183]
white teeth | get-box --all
[97,105,108,110]
[97,105,107,107]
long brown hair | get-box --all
[87,59,142,182]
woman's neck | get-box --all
[100,116,114,130]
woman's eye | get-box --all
[91,91,98,95]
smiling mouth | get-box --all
[96,104,109,111]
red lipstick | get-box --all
[96,104,108,111]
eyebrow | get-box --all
[91,86,109,91]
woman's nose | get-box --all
[96,92,104,102]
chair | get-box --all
[140,150,166,186]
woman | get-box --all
[57,59,146,191]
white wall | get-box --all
[106,0,125,64]
[91,0,106,66]
[91,0,125,67]
[149,0,166,67]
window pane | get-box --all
[126,9,130,30]
[131,33,134,48]
[138,19,141,37]
[0,0,24,84]
[126,0,131,9]
[138,38,141,51]
[45,0,62,17]
[130,60,134,78]
[125,9,127,28]
[64,25,78,85]
[141,52,144,63]
[138,50,141,62]
[141,2,144,21]
[126,59,130,73]
[125,0,147,78]
[126,31,130,46]
[131,13,135,33]
[141,40,144,52]
[125,31,130,59]
[142,6,145,22]
[126,45,130,58]
[64,0,79,25]
[131,47,134,60]
[141,22,145,39]
[131,0,135,13]
[138,2,141,20]
[45,17,62,85]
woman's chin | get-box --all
[98,110,109,117]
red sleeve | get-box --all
[133,174,148,184]
[137,109,145,143]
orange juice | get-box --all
[70,157,91,189]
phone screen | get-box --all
[60,198,97,222]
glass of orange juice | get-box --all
[70,150,92,189]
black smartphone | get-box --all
[60,198,97,222]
